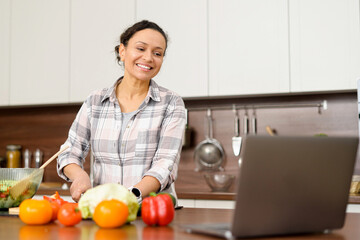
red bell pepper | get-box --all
[141,192,175,226]
[43,191,69,206]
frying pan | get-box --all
[194,109,224,171]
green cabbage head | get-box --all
[78,183,139,222]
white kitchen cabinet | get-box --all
[178,199,235,209]
[0,0,10,105]
[208,0,290,96]
[195,200,235,209]
[3,0,360,106]
[10,0,70,105]
[289,0,360,92]
[178,199,196,208]
[70,0,135,102]
[136,0,208,98]
[347,204,360,213]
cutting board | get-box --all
[39,182,63,189]
[9,207,19,215]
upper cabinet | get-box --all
[208,0,290,96]
[136,0,208,98]
[70,0,135,102]
[289,0,360,92]
[208,0,360,96]
[10,0,70,105]
[1,0,360,107]
[0,0,10,105]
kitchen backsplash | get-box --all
[0,91,358,193]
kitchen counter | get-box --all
[37,183,360,203]
[36,182,238,200]
[178,192,360,204]
[37,189,237,201]
[178,191,235,200]
[1,208,360,239]
[348,194,360,204]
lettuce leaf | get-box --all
[78,183,139,222]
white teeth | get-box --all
[137,64,151,70]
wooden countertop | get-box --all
[1,208,360,239]
[349,194,360,204]
[177,191,236,200]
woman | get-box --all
[57,20,186,203]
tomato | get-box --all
[49,201,60,221]
[43,194,64,221]
[19,199,53,225]
[93,199,129,228]
[57,203,82,226]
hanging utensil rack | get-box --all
[186,100,327,114]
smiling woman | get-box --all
[116,28,167,112]
[56,20,186,205]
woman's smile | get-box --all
[136,63,153,71]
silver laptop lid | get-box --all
[232,136,358,238]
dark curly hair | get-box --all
[115,20,168,65]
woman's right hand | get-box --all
[70,171,91,202]
[63,163,92,202]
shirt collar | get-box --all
[148,79,161,102]
[100,78,120,103]
[101,77,161,103]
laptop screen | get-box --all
[357,78,360,136]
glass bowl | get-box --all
[204,173,235,192]
[0,168,44,208]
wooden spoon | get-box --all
[9,146,69,199]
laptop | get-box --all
[182,135,359,239]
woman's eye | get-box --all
[137,47,145,51]
[154,52,163,57]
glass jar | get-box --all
[6,145,22,168]
[23,149,31,168]
[0,157,5,168]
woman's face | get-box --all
[119,29,166,82]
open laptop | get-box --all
[182,135,359,239]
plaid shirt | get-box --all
[57,78,186,197]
